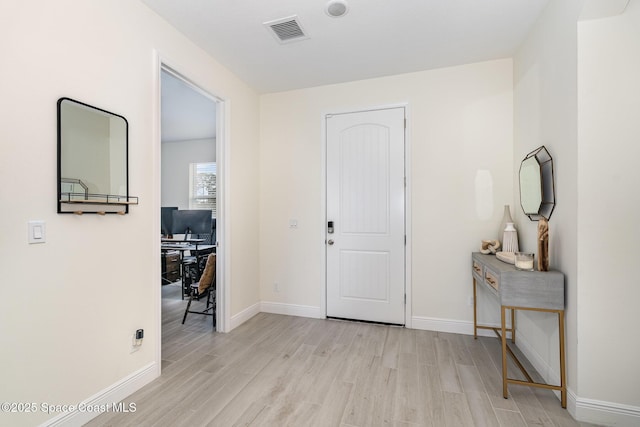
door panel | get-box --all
[326,107,405,324]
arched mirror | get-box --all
[519,146,555,220]
[57,98,137,214]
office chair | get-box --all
[182,254,216,327]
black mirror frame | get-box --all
[519,145,555,221]
[57,97,133,214]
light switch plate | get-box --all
[28,220,46,244]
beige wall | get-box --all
[513,0,582,406]
[259,59,514,326]
[0,1,259,425]
[161,138,216,209]
[578,0,640,411]
[515,0,640,422]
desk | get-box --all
[161,238,205,244]
[471,252,566,408]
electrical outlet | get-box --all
[130,331,143,353]
[274,282,279,293]
[468,296,474,306]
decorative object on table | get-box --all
[498,205,513,246]
[496,251,515,264]
[480,239,501,254]
[502,222,519,253]
[515,252,535,271]
[537,218,550,271]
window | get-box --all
[189,162,216,216]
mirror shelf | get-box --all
[59,194,139,205]
[59,194,138,215]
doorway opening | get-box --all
[159,64,227,353]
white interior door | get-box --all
[326,107,405,324]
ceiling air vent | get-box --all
[264,16,308,44]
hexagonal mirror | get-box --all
[519,146,555,221]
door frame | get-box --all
[153,52,231,371]
[321,103,413,328]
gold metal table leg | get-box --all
[473,278,478,339]
[511,308,516,343]
[559,310,567,408]
[501,306,508,399]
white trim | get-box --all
[573,392,640,427]
[411,316,506,338]
[156,57,231,333]
[319,114,328,320]
[152,50,163,381]
[261,301,324,319]
[40,362,157,427]
[514,329,561,386]
[403,104,412,329]
[229,301,261,331]
[217,98,232,333]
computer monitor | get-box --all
[171,209,212,239]
[160,206,178,236]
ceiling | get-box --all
[161,70,217,142]
[142,0,550,94]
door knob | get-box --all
[327,239,334,245]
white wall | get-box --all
[161,138,216,209]
[513,0,582,407]
[0,1,259,425]
[578,0,640,413]
[259,59,514,327]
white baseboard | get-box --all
[574,393,640,427]
[229,301,261,331]
[41,362,158,427]
[411,315,502,338]
[260,301,324,319]
[513,331,561,386]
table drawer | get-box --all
[472,260,483,277]
[484,268,500,291]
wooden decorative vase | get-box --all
[537,218,550,271]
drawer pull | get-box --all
[473,265,481,273]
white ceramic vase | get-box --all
[503,222,519,253]
[498,205,513,246]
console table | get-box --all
[471,252,566,407]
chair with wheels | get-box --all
[182,253,216,327]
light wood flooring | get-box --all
[86,283,598,427]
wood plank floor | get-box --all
[85,283,599,427]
